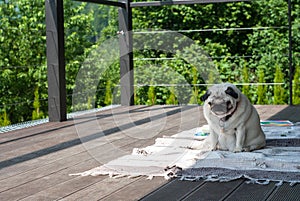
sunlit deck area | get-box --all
[0,105,299,200]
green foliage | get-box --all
[147,84,156,105]
[32,86,44,120]
[0,0,47,124]
[242,62,250,100]
[131,0,299,106]
[166,86,178,105]
[293,66,300,105]
[0,0,99,124]
[273,65,286,104]
[0,109,11,126]
[87,96,93,110]
[104,80,112,105]
[257,69,267,104]
[189,67,199,104]
[64,0,98,108]
[1,0,300,125]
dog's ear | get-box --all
[225,86,238,99]
[201,90,211,102]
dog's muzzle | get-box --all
[210,101,234,116]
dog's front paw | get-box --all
[233,147,243,153]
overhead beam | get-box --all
[45,0,67,122]
[130,0,251,7]
[75,0,126,7]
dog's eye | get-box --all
[225,87,238,99]
[208,102,212,106]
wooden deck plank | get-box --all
[140,179,205,201]
[0,105,152,149]
[0,142,122,193]
[267,105,300,122]
[17,146,165,201]
[0,123,75,154]
[181,179,244,201]
[0,136,154,198]
[224,181,278,201]
[254,105,288,121]
[0,121,64,144]
[0,143,87,180]
[57,177,142,201]
[101,177,167,201]
[0,106,148,155]
[267,183,300,201]
[0,131,78,161]
[0,158,102,200]
[19,176,102,201]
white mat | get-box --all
[71,125,300,185]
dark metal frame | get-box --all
[130,0,250,7]
[119,0,134,105]
[45,0,294,122]
[288,0,293,106]
[46,0,67,122]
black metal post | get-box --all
[288,0,293,105]
[45,0,67,121]
[119,0,134,105]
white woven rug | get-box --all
[71,125,300,185]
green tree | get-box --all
[293,66,300,105]
[147,84,156,105]
[32,86,44,120]
[64,0,97,109]
[166,86,178,105]
[0,109,11,126]
[242,63,250,99]
[257,69,267,104]
[0,0,97,124]
[247,0,291,90]
[0,0,47,123]
[189,67,199,104]
[273,65,286,104]
[104,80,112,105]
[131,0,300,106]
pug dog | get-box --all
[199,83,266,152]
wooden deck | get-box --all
[0,105,299,201]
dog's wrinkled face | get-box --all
[201,84,240,118]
